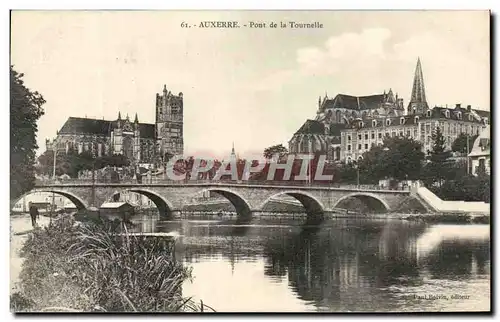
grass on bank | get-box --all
[11,215,212,312]
[404,213,490,224]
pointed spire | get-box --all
[118,111,122,120]
[231,142,235,155]
[134,113,139,123]
[408,57,429,113]
[411,58,427,102]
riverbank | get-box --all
[177,211,490,224]
[10,214,208,312]
[403,212,490,224]
[10,215,51,295]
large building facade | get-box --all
[46,85,184,164]
[288,58,490,162]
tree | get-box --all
[451,133,478,154]
[359,137,425,183]
[338,162,358,184]
[11,66,45,199]
[431,174,490,203]
[358,145,385,184]
[263,144,288,161]
[37,148,96,178]
[423,126,453,187]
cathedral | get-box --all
[45,85,184,164]
[288,58,490,162]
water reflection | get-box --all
[129,212,490,312]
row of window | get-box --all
[346,129,419,142]
[346,143,373,151]
[346,123,482,144]
[355,113,487,130]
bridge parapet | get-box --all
[26,180,412,218]
[35,178,410,192]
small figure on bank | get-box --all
[29,202,39,228]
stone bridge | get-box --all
[21,182,412,219]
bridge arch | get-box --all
[12,189,88,211]
[111,188,175,218]
[333,192,389,213]
[259,191,325,216]
[192,188,253,218]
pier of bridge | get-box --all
[18,181,413,219]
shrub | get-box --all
[15,216,203,312]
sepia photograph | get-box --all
[9,10,491,313]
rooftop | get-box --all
[58,117,155,139]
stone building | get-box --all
[289,80,404,160]
[289,58,490,163]
[341,104,489,162]
[469,125,491,176]
[46,85,184,164]
[288,120,347,161]
[156,85,184,158]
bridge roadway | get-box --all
[25,180,412,218]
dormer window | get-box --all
[457,112,462,119]
[414,116,419,123]
[445,110,450,118]
[386,119,391,126]
[400,117,405,125]
[372,120,377,127]
[426,110,432,117]
[468,114,473,121]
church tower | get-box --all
[407,58,429,115]
[155,85,184,158]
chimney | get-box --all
[456,103,461,108]
[467,105,472,112]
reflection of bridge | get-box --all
[23,181,412,218]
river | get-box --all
[130,212,490,312]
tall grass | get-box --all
[13,216,209,312]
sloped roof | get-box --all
[59,117,113,135]
[329,123,348,136]
[469,125,490,157]
[349,114,419,129]
[58,117,155,139]
[421,106,489,123]
[100,202,134,209]
[322,93,388,111]
[294,119,325,135]
[473,109,490,119]
[358,94,386,110]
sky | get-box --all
[11,10,490,159]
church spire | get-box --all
[407,57,429,114]
[118,111,121,120]
[134,113,139,123]
[230,142,237,161]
